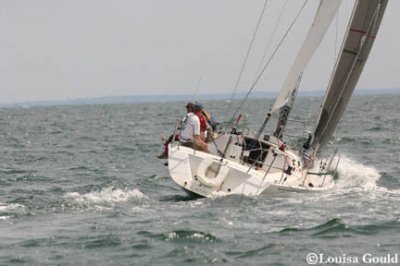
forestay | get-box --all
[311,0,388,153]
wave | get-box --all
[63,187,146,209]
[0,203,25,220]
[0,202,25,212]
[137,230,218,243]
[280,218,400,237]
[225,244,277,258]
[328,155,381,191]
[322,154,400,199]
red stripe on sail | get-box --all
[350,28,376,39]
[350,28,366,34]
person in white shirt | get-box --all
[157,102,208,159]
[179,103,209,153]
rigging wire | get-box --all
[255,0,290,77]
[229,0,310,125]
[192,77,203,100]
[227,0,270,110]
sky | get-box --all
[1,0,399,104]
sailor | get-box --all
[157,101,194,159]
[203,109,218,132]
[193,102,210,141]
[157,101,208,159]
[180,102,209,153]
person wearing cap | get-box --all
[179,102,209,153]
[157,102,194,159]
[185,101,195,112]
[157,101,208,158]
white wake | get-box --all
[0,203,25,220]
[329,155,381,191]
[64,187,146,209]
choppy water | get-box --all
[0,95,399,265]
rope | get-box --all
[229,0,309,125]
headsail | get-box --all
[257,0,342,139]
[271,0,342,138]
[311,0,388,153]
[271,0,342,115]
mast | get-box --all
[310,0,388,153]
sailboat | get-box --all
[166,0,388,197]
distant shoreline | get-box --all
[1,88,399,109]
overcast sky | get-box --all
[1,0,399,103]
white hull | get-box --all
[167,133,334,198]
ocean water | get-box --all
[0,94,399,265]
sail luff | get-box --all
[311,0,388,153]
[270,0,342,114]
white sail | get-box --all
[271,0,342,114]
[311,0,388,153]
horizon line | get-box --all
[1,88,400,108]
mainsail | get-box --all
[311,0,388,153]
[271,0,342,138]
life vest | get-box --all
[198,114,207,132]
